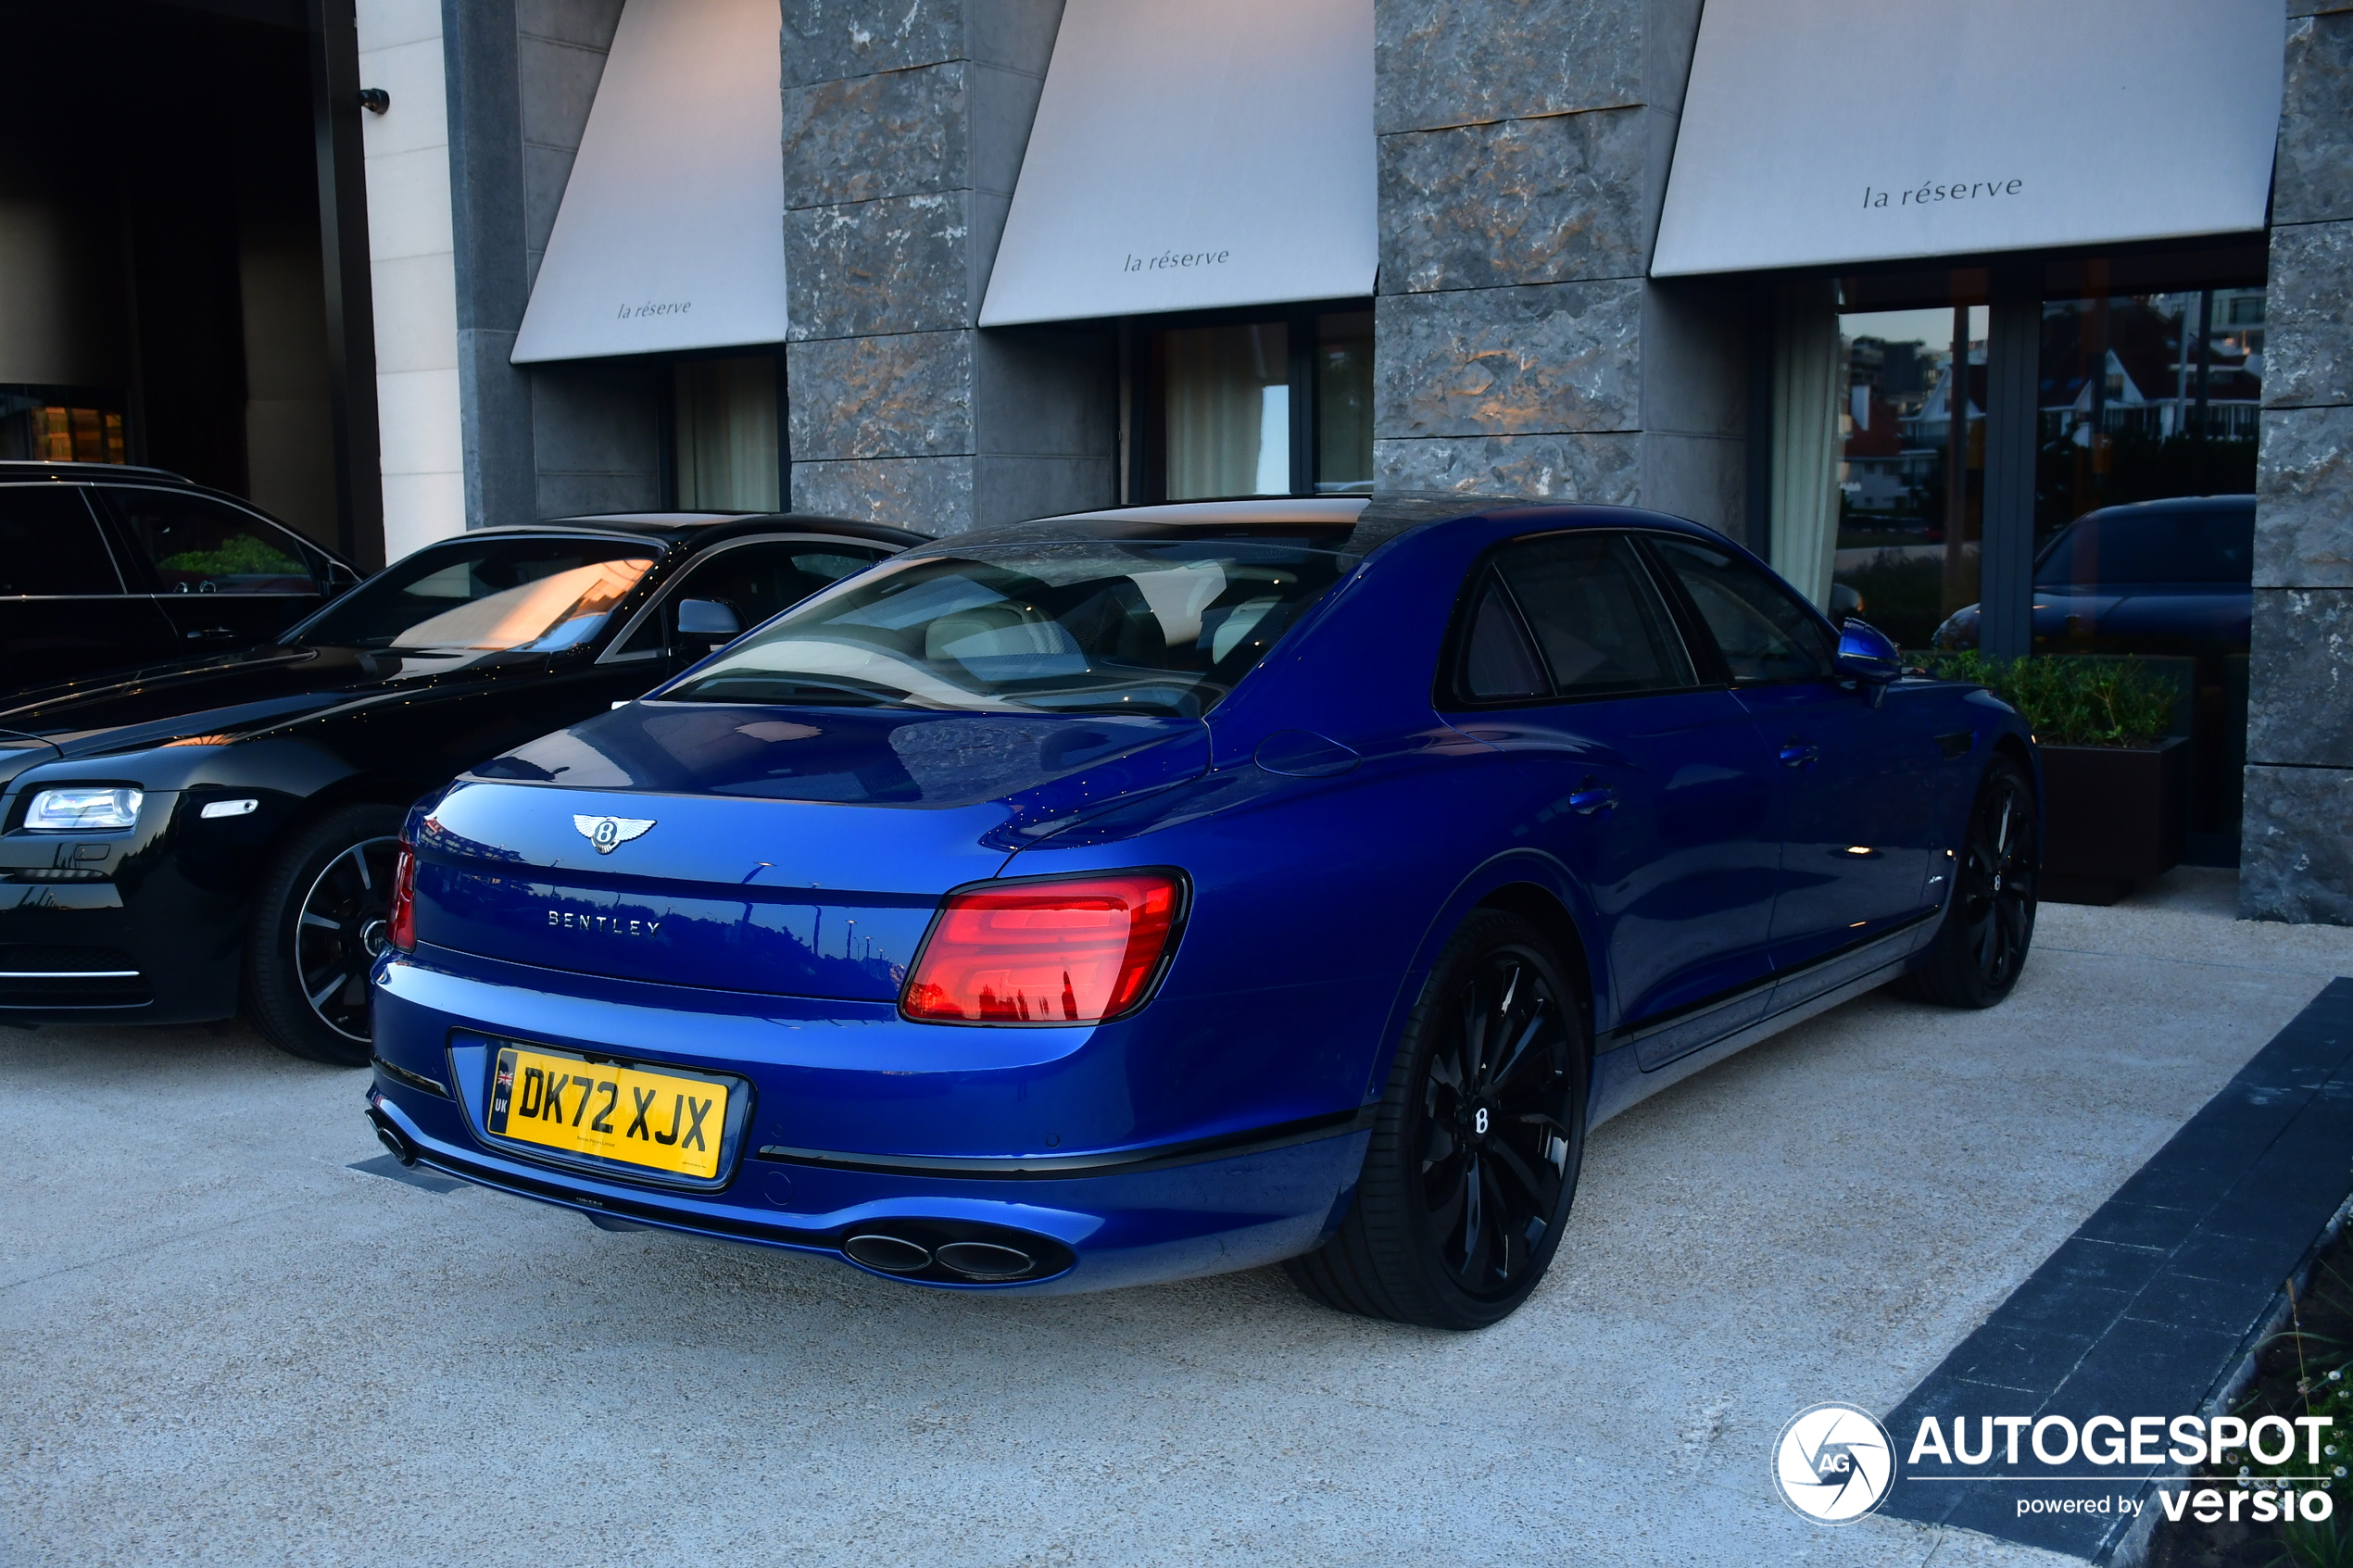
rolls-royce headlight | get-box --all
[25,787,144,831]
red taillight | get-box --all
[386,842,416,953]
[902,872,1185,1025]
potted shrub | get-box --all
[1920,652,2187,905]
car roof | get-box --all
[470,510,930,551]
[921,494,1712,558]
[0,459,195,486]
[2076,495,2256,521]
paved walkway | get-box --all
[5,869,2348,1567]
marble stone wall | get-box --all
[443,0,661,524]
[2244,1,2353,922]
[780,0,1115,535]
[1371,0,1749,537]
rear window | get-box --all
[660,540,1349,717]
[297,537,657,651]
[2033,504,2256,587]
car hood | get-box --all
[0,643,561,758]
[410,704,1213,1001]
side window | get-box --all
[103,488,319,596]
[1455,575,1547,701]
[1493,533,1694,696]
[619,540,888,655]
[1647,535,1835,684]
[0,486,122,596]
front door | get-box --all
[1644,535,1939,973]
[97,484,326,652]
[1440,531,1781,1031]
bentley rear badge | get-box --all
[573,815,655,854]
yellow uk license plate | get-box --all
[485,1045,729,1180]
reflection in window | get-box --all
[301,538,656,651]
[0,386,128,464]
[1829,306,1985,651]
[2029,286,2259,856]
[674,356,780,511]
[1315,311,1374,494]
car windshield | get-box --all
[2032,505,2256,588]
[659,539,1349,717]
[296,537,659,651]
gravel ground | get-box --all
[4,869,2345,1568]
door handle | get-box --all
[183,627,236,641]
[1778,742,1820,769]
[1567,786,1617,815]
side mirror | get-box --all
[674,597,741,643]
[1834,618,1903,704]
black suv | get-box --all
[1,460,364,695]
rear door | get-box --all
[1438,531,1781,1031]
[96,484,327,651]
[1643,534,1942,972]
[0,483,180,692]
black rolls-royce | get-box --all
[0,509,921,1064]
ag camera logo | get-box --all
[1774,1402,1895,1524]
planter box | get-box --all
[2039,735,2191,906]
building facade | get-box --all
[5,0,2348,923]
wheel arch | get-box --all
[1363,850,1607,1104]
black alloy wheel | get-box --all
[1286,909,1589,1330]
[245,802,407,1065]
[1907,756,2037,1009]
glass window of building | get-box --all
[673,355,781,511]
[2028,284,2260,855]
[1827,307,1986,652]
[1135,307,1374,501]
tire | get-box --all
[245,803,405,1066]
[1285,909,1590,1330]
[1906,756,2038,1010]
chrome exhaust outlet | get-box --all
[367,1108,417,1166]
[843,1234,933,1273]
[832,1217,1072,1284]
[934,1240,1034,1280]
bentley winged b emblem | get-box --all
[573,815,656,855]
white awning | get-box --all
[1652,0,2284,278]
[976,0,1374,329]
[511,0,785,364]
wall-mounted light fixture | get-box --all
[358,87,390,114]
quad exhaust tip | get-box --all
[838,1220,1073,1285]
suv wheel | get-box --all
[245,803,404,1065]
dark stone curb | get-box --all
[1880,977,2353,1561]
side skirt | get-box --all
[1585,915,1940,1129]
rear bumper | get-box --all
[369,948,1372,1294]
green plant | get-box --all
[156,533,304,578]
[1918,650,2177,748]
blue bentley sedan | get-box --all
[366,496,2037,1328]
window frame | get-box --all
[1434,528,1713,712]
[1632,531,1842,689]
[93,483,328,598]
[597,532,895,665]
[1126,298,1374,505]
